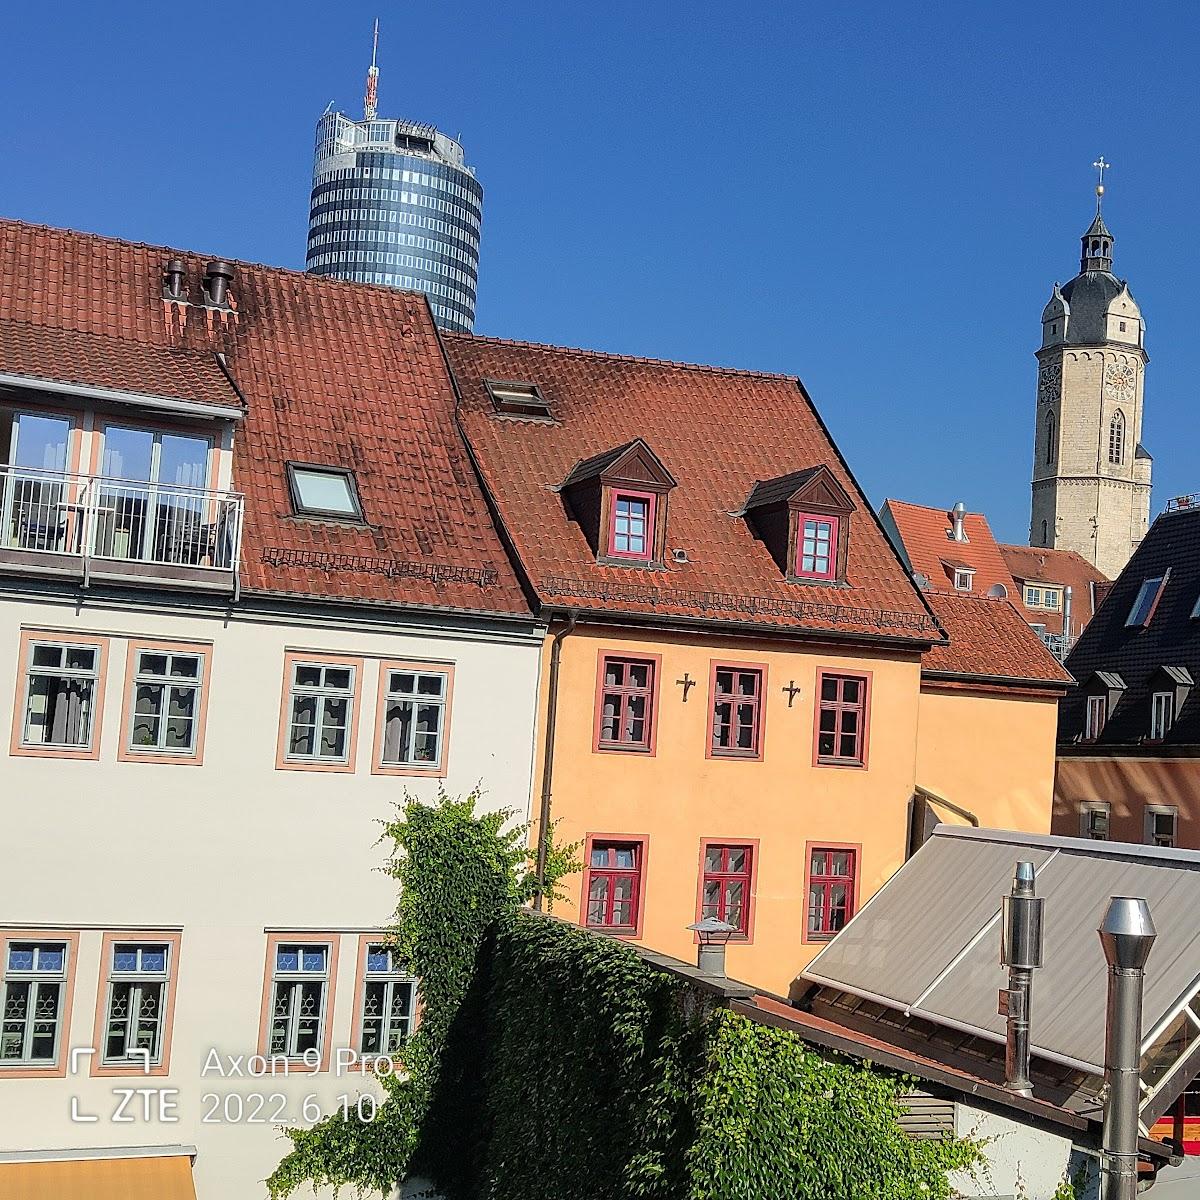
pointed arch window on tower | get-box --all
[1109,410,1126,465]
[1045,411,1057,466]
[1041,519,1049,544]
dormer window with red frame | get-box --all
[741,465,854,585]
[560,439,675,569]
[796,513,838,580]
[608,491,655,560]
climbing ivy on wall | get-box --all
[269,790,977,1200]
[428,915,980,1200]
[266,788,580,1199]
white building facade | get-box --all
[0,219,543,1197]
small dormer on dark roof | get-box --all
[741,464,854,584]
[559,438,675,568]
[1151,665,1194,715]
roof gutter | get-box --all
[0,371,244,421]
[921,668,1071,692]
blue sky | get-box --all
[3,1,1198,544]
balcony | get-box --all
[0,464,243,592]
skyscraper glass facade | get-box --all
[306,112,482,332]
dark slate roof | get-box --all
[1083,211,1112,239]
[742,466,821,511]
[1059,270,1126,344]
[1060,506,1200,746]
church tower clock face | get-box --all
[1037,363,1061,404]
[1104,362,1136,403]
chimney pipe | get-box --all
[688,917,736,977]
[950,501,967,543]
[1063,585,1074,646]
[999,861,1044,1096]
[204,260,235,308]
[1099,897,1156,1200]
[162,259,187,302]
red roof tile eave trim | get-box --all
[239,586,541,627]
[532,602,944,650]
[921,668,1071,693]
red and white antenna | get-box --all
[363,19,380,121]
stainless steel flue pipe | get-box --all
[1000,861,1044,1096]
[1099,896,1157,1200]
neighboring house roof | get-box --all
[921,592,1072,687]
[802,824,1200,1128]
[1000,544,1110,639]
[879,499,1015,597]
[1061,505,1200,747]
[878,500,1069,687]
[0,219,530,618]
[443,333,941,643]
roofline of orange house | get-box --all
[922,670,1071,695]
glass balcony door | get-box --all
[96,426,211,564]
[0,413,73,551]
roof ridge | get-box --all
[444,330,802,382]
[0,215,431,304]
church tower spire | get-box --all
[1028,160,1152,580]
[1080,157,1114,272]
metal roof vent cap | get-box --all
[949,501,968,543]
[162,259,188,302]
[204,260,235,308]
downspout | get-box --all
[914,784,980,827]
[532,609,578,911]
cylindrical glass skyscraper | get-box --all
[306,111,483,332]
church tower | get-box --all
[1029,161,1151,579]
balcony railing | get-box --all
[0,464,243,579]
[1038,631,1073,663]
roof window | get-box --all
[1192,593,1200,620]
[286,463,363,520]
[1126,574,1167,628]
[485,379,552,420]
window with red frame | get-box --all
[807,847,856,938]
[597,657,655,751]
[608,492,654,560]
[710,667,763,756]
[585,841,642,931]
[816,673,867,764]
[1085,695,1107,740]
[700,844,752,935]
[796,513,838,580]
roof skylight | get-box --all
[1126,575,1166,628]
[286,463,363,520]
[485,379,552,419]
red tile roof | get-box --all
[880,499,1016,598]
[921,591,1072,686]
[999,544,1109,639]
[0,219,530,618]
[443,334,941,643]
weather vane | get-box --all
[1093,156,1111,211]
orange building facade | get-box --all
[444,338,1070,996]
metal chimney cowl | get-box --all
[204,260,235,308]
[950,501,967,543]
[1100,896,1156,971]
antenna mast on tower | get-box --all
[363,19,380,121]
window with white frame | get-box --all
[1085,694,1108,740]
[128,649,204,755]
[0,941,68,1065]
[953,568,974,592]
[21,641,100,749]
[269,944,330,1058]
[102,943,171,1065]
[1080,802,1111,841]
[1024,585,1063,611]
[1151,691,1175,740]
[379,668,449,769]
[287,663,355,762]
[359,944,416,1054]
[286,464,363,520]
[1145,806,1178,848]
